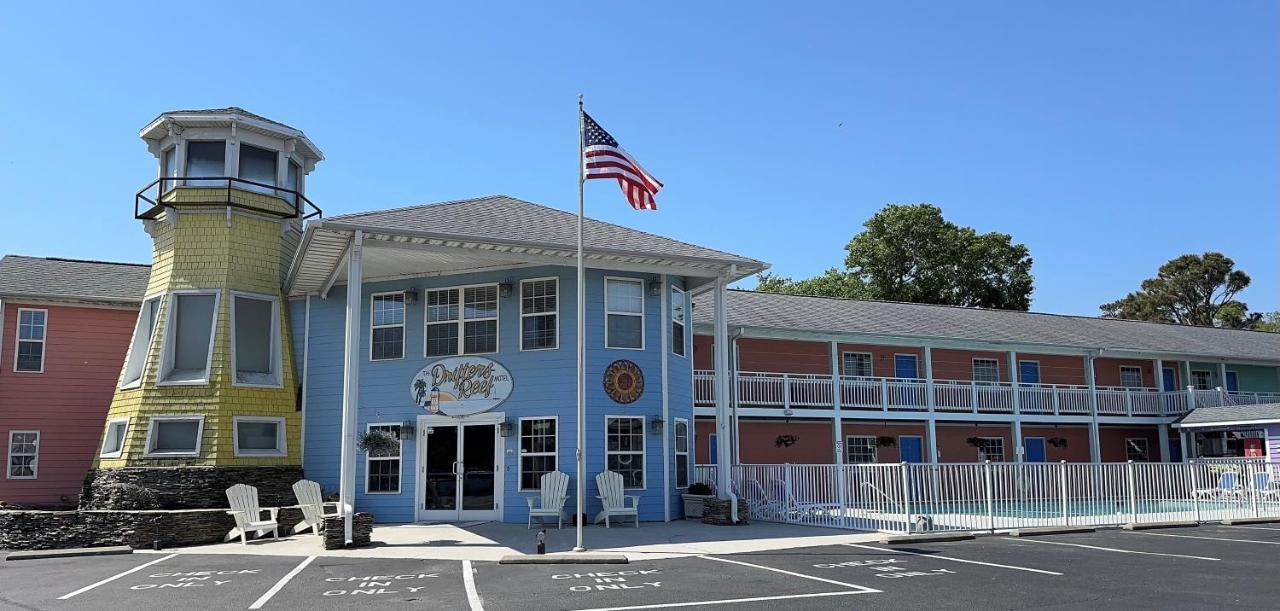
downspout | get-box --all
[300,295,311,464]
[660,275,671,522]
[730,326,745,465]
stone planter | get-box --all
[701,498,750,526]
[681,494,716,519]
[323,512,374,550]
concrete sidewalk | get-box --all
[141,519,883,562]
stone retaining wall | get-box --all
[0,507,304,551]
[81,466,305,510]
[323,512,373,550]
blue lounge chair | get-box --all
[1193,471,1240,500]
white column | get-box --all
[1085,354,1101,463]
[338,230,363,544]
[713,277,733,499]
[831,341,844,465]
[731,336,742,465]
[1218,362,1229,391]
[923,346,939,462]
[1008,351,1023,463]
[1153,358,1165,391]
[1157,424,1170,463]
[660,276,670,522]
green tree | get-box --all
[1100,252,1260,328]
[756,203,1034,309]
[1255,311,1280,333]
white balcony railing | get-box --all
[693,370,1273,417]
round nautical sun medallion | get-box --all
[603,360,644,404]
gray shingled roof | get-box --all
[692,290,1280,362]
[0,255,150,304]
[150,107,298,131]
[1176,403,1280,426]
[325,195,764,268]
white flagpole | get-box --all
[574,93,587,552]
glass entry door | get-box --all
[418,418,502,521]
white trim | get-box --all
[423,282,501,357]
[661,276,671,520]
[519,277,559,352]
[605,414,646,490]
[232,416,288,457]
[516,416,558,492]
[99,417,130,458]
[674,417,690,489]
[892,352,919,379]
[230,291,284,388]
[1119,365,1144,389]
[12,307,48,373]
[119,293,165,389]
[841,351,874,377]
[604,276,646,351]
[1191,369,1214,390]
[301,295,311,463]
[1173,417,1280,429]
[369,291,406,361]
[1017,359,1041,384]
[364,422,403,495]
[975,436,1006,461]
[6,430,39,479]
[156,290,221,386]
[845,434,878,464]
[670,285,687,358]
[142,415,205,458]
[972,357,1000,383]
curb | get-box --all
[5,546,134,561]
[1007,526,1096,537]
[498,553,629,565]
[879,533,975,545]
[1221,517,1280,526]
[1122,521,1199,531]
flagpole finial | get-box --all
[578,93,583,108]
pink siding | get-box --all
[0,301,137,507]
[1099,426,1164,462]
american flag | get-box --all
[582,112,663,210]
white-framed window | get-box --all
[520,278,558,351]
[976,437,1005,462]
[518,417,557,491]
[605,277,644,350]
[675,418,690,488]
[671,287,687,357]
[370,292,406,361]
[1119,366,1144,388]
[233,416,287,457]
[972,358,1000,384]
[7,431,39,479]
[184,140,226,186]
[606,416,645,489]
[238,143,278,192]
[1192,370,1213,390]
[232,293,282,386]
[143,416,204,458]
[846,435,878,464]
[120,295,163,388]
[842,352,873,377]
[365,423,402,494]
[1125,437,1150,462]
[100,418,130,458]
[425,284,499,356]
[158,291,219,385]
[13,308,47,373]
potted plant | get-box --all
[682,481,716,519]
[356,429,400,457]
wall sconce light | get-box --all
[648,280,662,297]
[499,419,514,437]
[400,421,416,437]
[650,417,664,434]
[499,281,514,298]
[403,288,419,305]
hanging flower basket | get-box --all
[356,429,400,456]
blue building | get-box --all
[285,195,763,525]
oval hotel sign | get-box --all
[410,356,513,417]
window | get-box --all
[121,296,162,387]
[671,287,687,357]
[976,437,1005,462]
[842,352,873,377]
[519,418,557,491]
[184,141,225,186]
[1119,366,1144,388]
[606,416,645,488]
[846,435,878,464]
[14,308,46,372]
[972,359,1000,384]
[238,143,277,192]
[425,285,499,356]
[1192,370,1213,391]
[371,292,405,361]
[1125,438,1150,462]
[521,279,558,351]
[365,424,402,494]
[232,294,280,386]
[7,431,39,479]
[675,419,690,488]
[100,418,129,458]
[605,278,644,349]
[233,417,287,457]
[144,416,204,457]
[285,159,301,205]
[161,147,178,191]
[159,292,218,384]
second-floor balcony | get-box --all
[694,370,1280,418]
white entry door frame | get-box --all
[415,412,505,522]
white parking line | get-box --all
[573,590,875,610]
[57,553,177,599]
[1130,532,1280,545]
[463,559,484,611]
[1006,537,1221,561]
[842,543,1063,575]
[697,554,881,591]
[1221,525,1280,532]
[248,555,315,609]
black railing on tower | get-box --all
[135,176,322,220]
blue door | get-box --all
[894,354,918,379]
[1024,437,1047,462]
[1225,371,1239,393]
[1018,361,1041,384]
[899,436,924,463]
[1162,368,1177,391]
[708,434,718,462]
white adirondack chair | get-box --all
[292,479,341,536]
[594,471,640,528]
[524,471,570,529]
[224,484,280,545]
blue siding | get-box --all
[302,265,693,524]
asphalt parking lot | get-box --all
[3,524,1280,610]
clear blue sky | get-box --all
[1,1,1275,316]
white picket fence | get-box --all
[694,460,1280,534]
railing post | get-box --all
[880,378,890,411]
[784,463,794,524]
[984,460,995,532]
[1217,386,1226,407]
[1126,460,1137,524]
[1059,460,1069,526]
[971,381,979,414]
[1124,390,1133,416]
[900,461,913,534]
[783,375,792,411]
[1052,385,1061,415]
[1186,385,1196,408]
[1250,462,1260,518]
